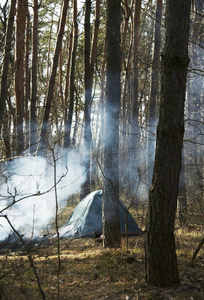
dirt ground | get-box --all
[0,229,203,300]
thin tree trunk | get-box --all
[192,0,204,209]
[97,42,106,154]
[178,152,187,224]
[25,2,30,151]
[191,236,204,264]
[0,0,16,134]
[30,0,38,153]
[89,0,101,188]
[147,0,162,186]
[63,28,73,132]
[46,6,56,81]
[129,0,141,197]
[90,0,100,79]
[145,0,191,287]
[15,0,26,155]
[81,0,92,198]
[149,0,162,123]
[64,0,78,149]
[81,0,101,197]
[38,0,69,154]
[132,0,141,120]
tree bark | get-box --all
[30,0,38,153]
[128,0,141,197]
[103,0,121,248]
[147,0,162,185]
[64,0,78,149]
[63,28,73,135]
[0,0,16,134]
[149,0,162,123]
[81,0,92,198]
[145,0,191,287]
[25,1,30,150]
[15,0,26,155]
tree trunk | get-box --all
[89,0,101,187]
[63,28,73,136]
[147,0,162,185]
[30,0,38,153]
[145,0,191,287]
[15,0,26,155]
[128,0,141,198]
[38,0,69,154]
[64,0,78,149]
[81,0,101,198]
[0,0,16,134]
[25,2,30,151]
[103,0,121,248]
[81,0,92,198]
[149,0,162,123]
[192,0,204,210]
[178,153,187,224]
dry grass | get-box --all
[0,201,203,300]
[0,230,203,300]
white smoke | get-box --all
[0,148,87,241]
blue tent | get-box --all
[57,190,141,239]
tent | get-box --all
[56,190,141,239]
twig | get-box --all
[3,215,46,300]
[190,235,204,265]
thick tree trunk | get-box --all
[103,0,121,248]
[145,0,191,287]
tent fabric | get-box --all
[57,190,141,239]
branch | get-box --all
[2,215,46,300]
[190,236,204,265]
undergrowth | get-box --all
[0,200,203,299]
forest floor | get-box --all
[0,205,203,300]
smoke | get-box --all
[0,148,87,241]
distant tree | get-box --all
[30,0,38,153]
[103,0,121,248]
[81,0,101,198]
[24,0,30,150]
[15,0,26,155]
[128,0,141,198]
[81,0,92,198]
[145,0,191,287]
[148,0,162,123]
[38,0,69,154]
[0,0,16,156]
[64,0,78,149]
[147,0,162,185]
